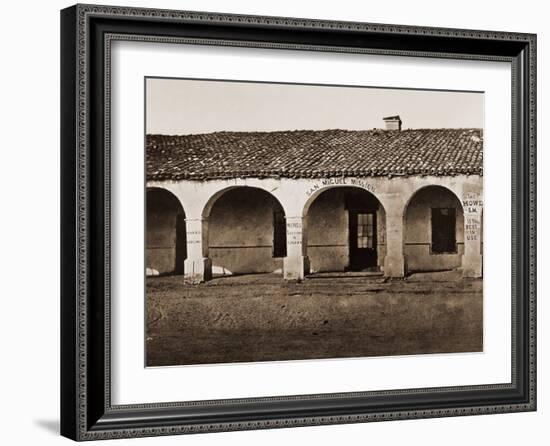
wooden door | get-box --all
[349,210,377,270]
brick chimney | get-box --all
[383,115,402,131]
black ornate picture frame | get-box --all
[60,4,536,441]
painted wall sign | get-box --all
[286,219,303,246]
[186,230,202,244]
[462,192,483,214]
[306,177,376,197]
[463,192,483,242]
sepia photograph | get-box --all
[144,77,484,367]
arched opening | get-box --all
[404,185,464,274]
[304,187,386,274]
[205,187,286,276]
[146,187,186,276]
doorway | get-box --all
[349,210,377,270]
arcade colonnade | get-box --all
[146,174,483,282]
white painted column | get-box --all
[384,210,405,278]
[283,216,309,281]
[462,193,483,278]
[183,217,212,283]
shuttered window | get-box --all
[431,208,456,253]
[273,211,287,257]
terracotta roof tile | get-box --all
[146,128,483,181]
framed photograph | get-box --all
[60,4,536,441]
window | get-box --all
[273,210,287,257]
[431,208,456,253]
[357,213,375,249]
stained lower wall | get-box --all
[146,246,176,275]
[208,188,283,274]
[306,188,386,273]
[307,189,348,272]
[404,187,464,272]
[146,189,185,275]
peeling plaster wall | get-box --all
[208,188,284,274]
[307,189,348,272]
[306,188,387,273]
[405,186,465,272]
[146,189,185,275]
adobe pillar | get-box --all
[462,193,483,278]
[384,210,405,277]
[283,216,309,281]
[183,217,212,283]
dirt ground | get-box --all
[146,271,483,367]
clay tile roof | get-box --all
[146,128,483,181]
